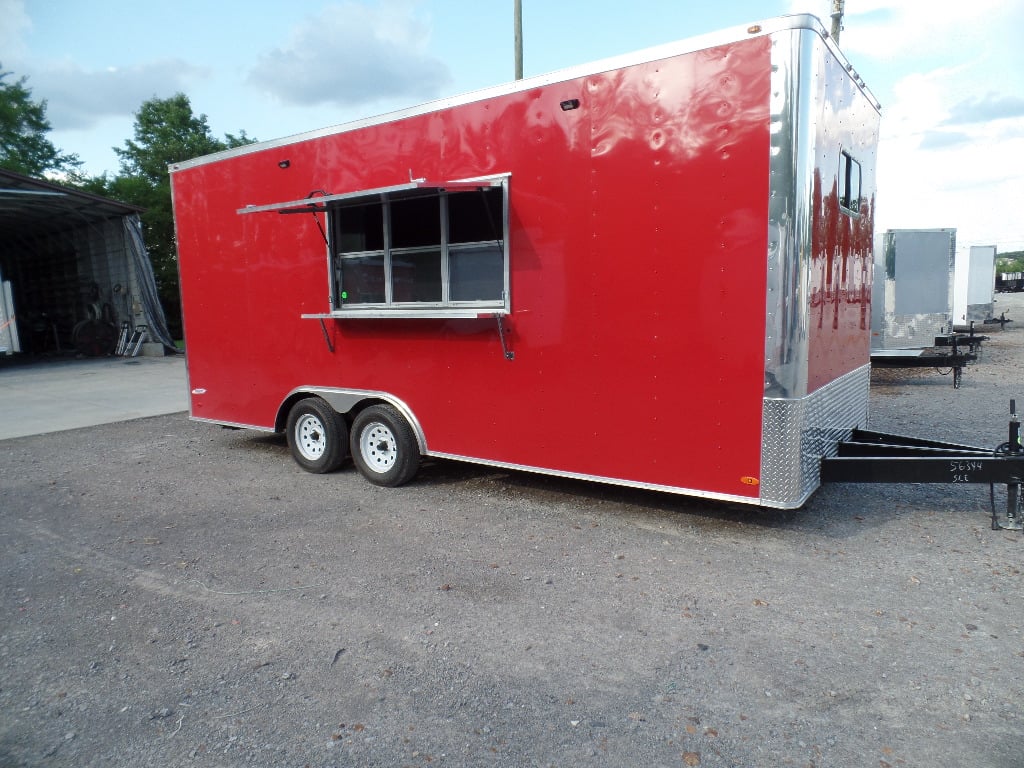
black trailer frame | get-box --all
[933,323,988,355]
[821,401,1024,531]
[870,339,976,388]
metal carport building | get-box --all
[0,169,175,358]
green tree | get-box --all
[0,66,81,177]
[110,94,255,337]
[997,252,1024,273]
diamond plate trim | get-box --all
[759,365,871,508]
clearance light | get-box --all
[747,25,762,34]
[740,476,760,486]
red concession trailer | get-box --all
[171,15,881,509]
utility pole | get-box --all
[830,0,845,44]
[514,0,523,80]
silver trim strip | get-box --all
[190,415,277,433]
[765,27,814,399]
[170,15,875,174]
[301,309,505,319]
[425,451,765,507]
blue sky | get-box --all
[4,0,1024,252]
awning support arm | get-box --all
[495,314,514,361]
[318,318,334,353]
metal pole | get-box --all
[514,0,523,80]
[1000,399,1023,530]
[830,0,845,44]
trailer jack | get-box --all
[820,400,1024,531]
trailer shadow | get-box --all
[240,433,995,541]
[410,456,986,541]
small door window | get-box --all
[839,151,862,215]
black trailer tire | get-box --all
[350,404,421,487]
[286,397,349,474]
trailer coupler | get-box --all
[820,400,1024,531]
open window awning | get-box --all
[236,178,505,216]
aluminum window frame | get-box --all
[327,176,509,318]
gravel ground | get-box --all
[1,293,1022,768]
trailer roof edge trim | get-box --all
[172,13,876,174]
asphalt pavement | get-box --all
[0,354,188,440]
[1,300,1023,766]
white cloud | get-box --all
[824,0,1014,61]
[246,0,451,108]
[944,94,1024,126]
[0,0,30,63]
[27,59,209,130]
[877,96,1024,250]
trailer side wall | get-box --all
[174,36,773,501]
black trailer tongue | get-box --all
[821,400,1024,531]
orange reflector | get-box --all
[740,476,760,486]
[747,25,762,34]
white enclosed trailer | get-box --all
[871,229,955,349]
[953,245,998,326]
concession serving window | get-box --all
[240,176,509,319]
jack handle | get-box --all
[1010,399,1020,454]
[993,399,1023,531]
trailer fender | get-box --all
[278,387,428,454]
